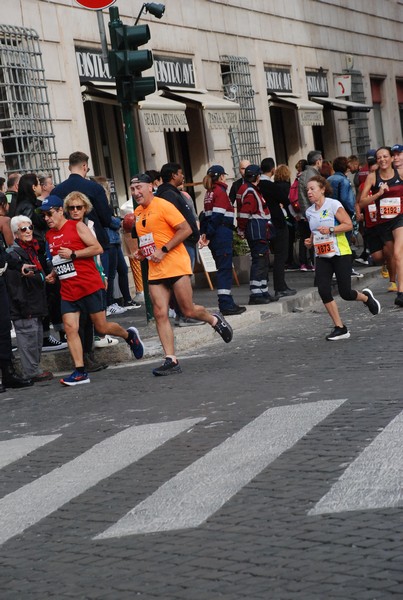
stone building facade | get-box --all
[1,0,403,209]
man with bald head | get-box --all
[229,159,251,205]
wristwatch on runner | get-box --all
[329,227,335,234]
[70,251,77,260]
[161,246,169,253]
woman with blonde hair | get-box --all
[64,191,109,372]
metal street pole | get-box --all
[109,5,154,322]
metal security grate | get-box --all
[0,25,60,180]
[346,70,370,163]
[220,55,261,176]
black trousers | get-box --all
[315,254,358,305]
[0,278,12,362]
[297,220,314,266]
[270,226,289,292]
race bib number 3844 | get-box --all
[52,255,77,279]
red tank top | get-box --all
[46,219,103,301]
[371,168,403,222]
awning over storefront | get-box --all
[81,85,189,132]
[310,96,372,112]
[81,82,117,105]
[163,88,240,130]
[138,92,189,132]
[269,93,324,126]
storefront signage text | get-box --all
[141,109,189,132]
[306,70,329,97]
[299,109,324,127]
[205,109,239,130]
[264,66,292,93]
[76,47,111,82]
[154,55,195,88]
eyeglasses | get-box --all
[68,205,85,211]
[43,209,57,218]
[19,225,33,232]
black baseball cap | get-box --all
[244,164,262,179]
[131,174,152,184]
[366,149,377,166]
[207,164,227,176]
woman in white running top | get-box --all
[304,175,381,341]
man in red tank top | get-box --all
[40,196,144,386]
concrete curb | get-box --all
[19,267,383,373]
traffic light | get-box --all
[109,9,156,104]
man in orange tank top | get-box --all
[131,174,233,376]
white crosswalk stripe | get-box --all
[95,399,346,539]
[2,401,402,545]
[309,410,403,515]
[0,418,203,546]
[0,435,61,469]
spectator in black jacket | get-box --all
[156,163,202,327]
[259,160,296,298]
[229,159,250,205]
[6,216,54,382]
[14,173,46,251]
[0,242,34,391]
[53,152,113,270]
[6,172,21,218]
[15,173,67,353]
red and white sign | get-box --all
[74,0,117,9]
[334,75,352,98]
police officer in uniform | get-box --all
[201,165,246,315]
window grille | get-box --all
[346,71,371,163]
[0,25,60,181]
[220,55,261,176]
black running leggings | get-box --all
[315,254,358,304]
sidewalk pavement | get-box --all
[34,263,383,373]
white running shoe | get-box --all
[93,335,119,348]
[134,292,145,303]
[106,303,127,316]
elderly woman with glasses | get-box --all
[5,215,54,382]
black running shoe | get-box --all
[395,292,403,307]
[362,288,381,315]
[152,357,182,376]
[221,305,246,316]
[326,325,350,341]
[212,312,233,343]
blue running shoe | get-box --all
[126,326,145,359]
[60,369,90,386]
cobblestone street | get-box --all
[1,276,403,599]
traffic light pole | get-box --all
[109,5,154,322]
